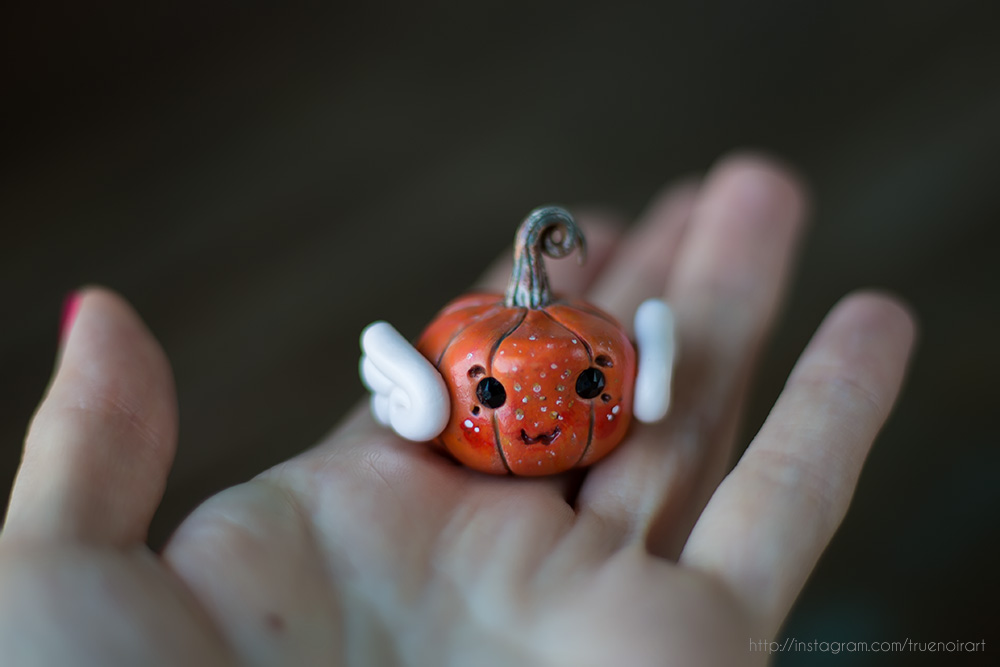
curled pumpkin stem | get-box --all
[505,206,587,309]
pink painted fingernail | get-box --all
[60,291,82,345]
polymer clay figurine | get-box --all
[360,206,675,476]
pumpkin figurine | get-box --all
[360,206,675,476]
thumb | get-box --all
[3,288,179,546]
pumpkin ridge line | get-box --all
[492,411,513,475]
[489,309,527,475]
[487,308,528,376]
[432,302,504,368]
[540,308,594,361]
[576,400,596,467]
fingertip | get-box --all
[706,150,811,227]
[62,287,178,429]
[644,177,702,218]
[711,149,809,192]
[830,289,919,347]
[812,290,919,380]
[628,178,700,241]
[586,177,699,323]
[790,289,919,428]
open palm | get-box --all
[0,155,915,667]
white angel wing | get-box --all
[632,298,676,423]
[359,321,450,441]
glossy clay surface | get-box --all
[417,293,635,475]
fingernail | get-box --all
[60,291,82,345]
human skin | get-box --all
[0,154,916,666]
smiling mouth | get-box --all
[520,427,561,446]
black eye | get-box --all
[476,377,507,409]
[575,368,606,399]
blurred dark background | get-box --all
[1,2,997,665]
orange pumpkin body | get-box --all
[417,292,635,475]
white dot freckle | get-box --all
[534,422,541,428]
[557,414,563,420]
[539,396,546,401]
[515,409,525,420]
[540,372,546,378]
[522,396,529,403]
[607,414,614,421]
[466,353,473,360]
[512,366,519,372]
[571,339,578,344]
[464,419,473,428]
[540,406,547,412]
[532,384,541,392]
[474,427,480,433]
[612,405,620,414]
[556,385,565,392]
[550,363,558,369]
[499,350,505,355]
[514,383,521,392]
[529,335,536,340]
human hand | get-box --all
[0,154,916,666]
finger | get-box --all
[680,292,917,635]
[475,211,624,296]
[588,180,699,330]
[668,154,807,403]
[3,288,178,546]
[578,154,808,555]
